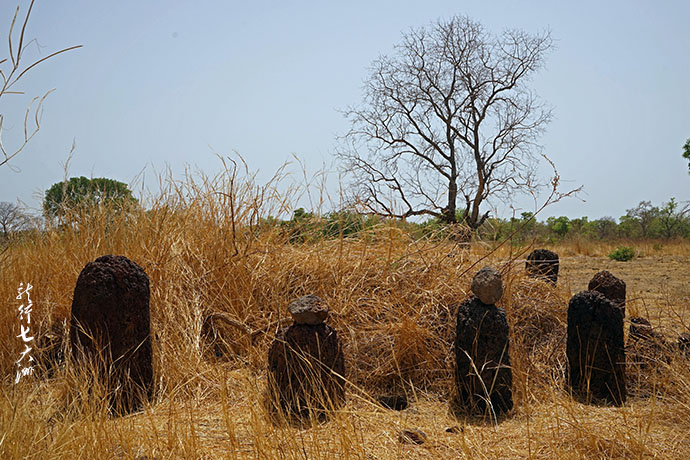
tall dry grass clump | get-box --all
[1,160,690,458]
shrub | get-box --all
[608,246,635,262]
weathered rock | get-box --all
[525,249,559,284]
[453,297,513,417]
[70,255,153,415]
[267,322,345,420]
[567,291,626,405]
[471,266,503,305]
[588,270,626,317]
[376,394,408,410]
[398,429,427,445]
[288,295,329,325]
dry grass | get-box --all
[1,165,689,459]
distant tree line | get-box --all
[269,198,690,243]
[477,198,689,243]
[2,191,688,246]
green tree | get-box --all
[546,215,570,238]
[568,217,590,238]
[683,138,690,174]
[591,217,618,240]
[280,208,316,243]
[322,210,366,238]
[623,201,659,238]
[43,176,137,220]
[657,197,689,239]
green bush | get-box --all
[608,246,635,262]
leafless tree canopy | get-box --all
[340,16,553,229]
[0,201,28,237]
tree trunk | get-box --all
[442,179,458,224]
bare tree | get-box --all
[340,16,553,230]
[1,0,82,168]
[0,201,28,238]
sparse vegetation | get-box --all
[608,246,636,262]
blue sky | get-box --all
[1,0,688,220]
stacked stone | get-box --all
[70,255,153,415]
[525,249,559,284]
[566,290,626,405]
[454,267,513,417]
[267,295,345,420]
[588,270,626,318]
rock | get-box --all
[566,291,626,406]
[471,266,503,305]
[70,255,153,415]
[445,425,462,434]
[525,249,559,284]
[398,429,427,445]
[288,295,329,325]
[376,394,408,410]
[267,322,345,420]
[454,297,513,417]
[588,270,626,317]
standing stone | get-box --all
[267,296,345,420]
[70,255,153,414]
[588,270,626,317]
[470,266,503,305]
[525,249,559,284]
[454,297,513,417]
[567,291,626,405]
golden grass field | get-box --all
[1,169,689,459]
